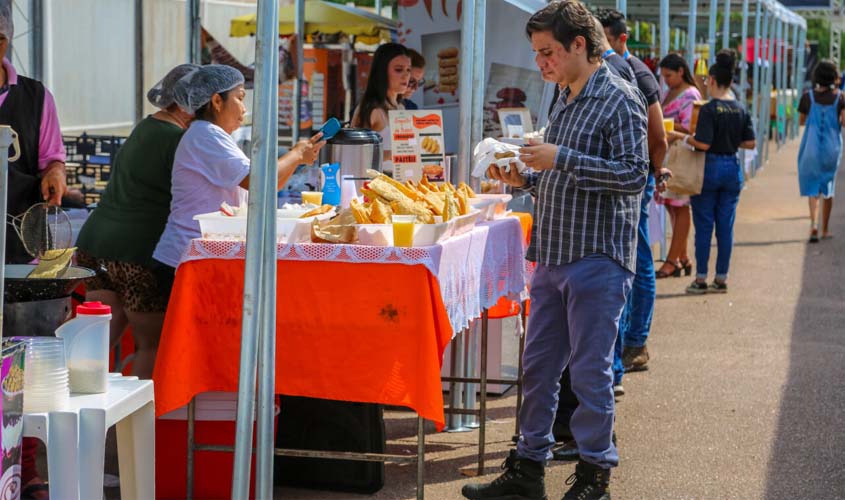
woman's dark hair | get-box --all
[659,53,697,89]
[709,48,737,88]
[813,59,839,88]
[357,43,409,129]
[525,0,603,62]
[195,89,233,122]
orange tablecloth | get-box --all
[153,259,453,429]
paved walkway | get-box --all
[275,137,844,499]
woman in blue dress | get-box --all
[797,59,845,242]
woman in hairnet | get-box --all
[152,65,325,274]
[0,2,67,264]
[75,64,199,379]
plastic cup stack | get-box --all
[15,337,70,413]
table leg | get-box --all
[115,400,155,500]
[417,416,425,500]
[447,330,468,432]
[187,397,196,500]
[514,302,527,441]
[47,411,80,500]
[478,310,489,475]
[78,409,106,500]
[464,322,479,428]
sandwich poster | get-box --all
[389,110,446,184]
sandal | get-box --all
[679,258,693,276]
[656,261,681,279]
[809,229,819,243]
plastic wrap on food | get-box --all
[471,138,528,178]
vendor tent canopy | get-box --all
[229,0,398,42]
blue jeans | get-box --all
[518,256,633,468]
[690,154,743,281]
[612,176,655,384]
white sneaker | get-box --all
[613,384,625,397]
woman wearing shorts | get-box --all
[76,64,199,378]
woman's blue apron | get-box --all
[798,90,842,198]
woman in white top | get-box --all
[153,65,324,272]
[351,43,411,172]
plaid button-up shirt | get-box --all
[522,64,649,273]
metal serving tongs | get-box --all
[7,202,74,278]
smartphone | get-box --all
[318,117,342,141]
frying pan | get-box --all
[4,265,95,303]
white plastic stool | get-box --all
[23,374,155,500]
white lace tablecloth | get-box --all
[478,217,529,312]
[181,226,490,335]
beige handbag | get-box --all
[664,142,705,196]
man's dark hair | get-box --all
[595,8,627,38]
[525,0,603,62]
[407,48,426,69]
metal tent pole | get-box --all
[763,10,776,164]
[651,23,657,58]
[740,0,750,104]
[687,0,698,70]
[187,0,201,64]
[464,0,487,422]
[723,0,731,50]
[617,0,627,18]
[708,0,719,65]
[254,0,280,495]
[674,27,680,51]
[293,0,305,143]
[795,26,807,138]
[375,0,383,16]
[751,0,763,170]
[0,127,13,325]
[456,0,475,192]
[231,0,279,496]
[756,6,770,172]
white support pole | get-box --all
[651,23,657,58]
[617,0,627,18]
[293,0,305,143]
[687,0,698,70]
[751,0,763,170]
[723,0,731,50]
[187,0,201,64]
[231,0,279,497]
[457,0,475,186]
[708,0,719,65]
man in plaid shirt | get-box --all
[462,2,648,500]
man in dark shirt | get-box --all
[461,2,648,499]
[598,7,667,379]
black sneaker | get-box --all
[461,450,547,500]
[685,280,708,295]
[562,460,611,500]
[708,281,728,293]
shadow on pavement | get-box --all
[764,192,845,498]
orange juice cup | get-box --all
[663,118,675,133]
[392,215,416,248]
[301,191,323,206]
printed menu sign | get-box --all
[388,110,446,183]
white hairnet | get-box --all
[173,64,245,114]
[147,64,200,109]
[0,0,13,41]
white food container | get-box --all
[451,210,481,236]
[469,195,513,221]
[355,219,452,247]
[194,210,334,243]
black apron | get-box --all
[0,76,46,264]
